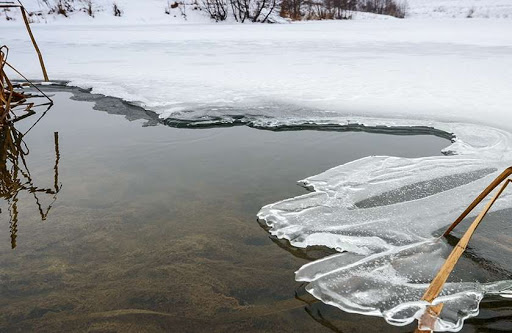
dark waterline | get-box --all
[0,90,510,332]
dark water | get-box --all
[0,90,510,332]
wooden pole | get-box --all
[19,5,49,81]
[415,177,511,332]
[443,167,512,237]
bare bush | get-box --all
[281,0,405,20]
[282,0,355,20]
[48,0,74,17]
[358,0,407,18]
[230,0,276,22]
[202,0,228,21]
[81,0,94,17]
[41,0,99,18]
[2,8,13,21]
[113,2,122,16]
[230,0,250,22]
[280,0,302,20]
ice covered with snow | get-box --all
[407,0,512,19]
[2,12,512,332]
[3,20,512,130]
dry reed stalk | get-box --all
[0,1,49,81]
[0,44,52,126]
[415,170,512,332]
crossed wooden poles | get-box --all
[415,167,512,332]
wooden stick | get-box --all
[19,5,49,81]
[415,178,511,332]
[443,167,512,236]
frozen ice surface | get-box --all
[406,0,512,19]
[255,118,512,330]
[296,241,512,331]
[2,20,512,132]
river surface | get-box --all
[0,89,510,332]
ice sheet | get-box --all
[255,117,512,330]
[296,241,512,331]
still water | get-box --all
[0,90,510,332]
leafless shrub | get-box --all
[50,0,74,17]
[81,0,94,17]
[280,0,302,20]
[358,0,407,18]
[178,1,187,19]
[44,0,78,17]
[201,0,228,21]
[2,8,13,21]
[230,0,250,22]
[113,2,122,16]
[282,0,356,20]
[228,0,277,22]
[466,7,474,18]
[165,1,188,19]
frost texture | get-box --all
[255,117,512,331]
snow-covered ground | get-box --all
[2,0,512,23]
[407,0,512,18]
[2,4,512,332]
[3,20,511,132]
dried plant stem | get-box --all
[415,172,512,332]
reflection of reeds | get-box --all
[0,124,61,249]
[0,9,57,249]
[0,50,60,247]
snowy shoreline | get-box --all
[2,0,512,24]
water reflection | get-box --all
[0,110,61,249]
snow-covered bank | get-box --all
[3,18,512,331]
[4,20,512,132]
[2,0,512,23]
[407,0,512,19]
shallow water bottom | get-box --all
[0,90,510,332]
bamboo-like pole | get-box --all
[415,177,512,333]
[19,5,49,81]
[443,167,512,236]
[0,50,6,121]
[0,47,14,124]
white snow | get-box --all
[2,4,512,331]
[407,0,512,19]
[3,0,512,22]
[1,0,210,24]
